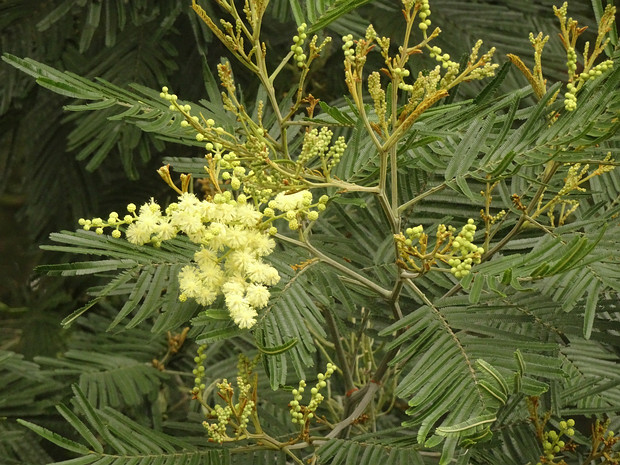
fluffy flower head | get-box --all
[89,192,280,329]
[269,190,313,212]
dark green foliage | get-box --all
[1,1,619,465]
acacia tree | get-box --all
[1,1,620,464]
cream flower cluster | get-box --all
[80,192,279,329]
[263,190,328,231]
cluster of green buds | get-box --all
[347,0,497,129]
[78,207,135,238]
[582,60,613,79]
[296,127,347,177]
[204,402,233,443]
[534,155,616,226]
[341,26,375,70]
[464,41,497,81]
[232,374,255,433]
[210,148,284,204]
[588,419,620,463]
[563,84,577,111]
[552,2,617,111]
[566,46,578,77]
[396,219,484,278]
[451,220,481,255]
[341,34,355,60]
[417,0,432,31]
[291,23,308,68]
[368,71,387,127]
[559,163,591,196]
[289,363,336,427]
[426,42,462,87]
[79,200,182,242]
[564,59,613,111]
[428,45,452,68]
[201,355,259,443]
[264,191,328,231]
[536,419,575,464]
[160,86,251,195]
[191,344,208,397]
[407,67,441,102]
[219,151,246,191]
[393,67,413,92]
[160,86,229,143]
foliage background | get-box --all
[0,1,619,464]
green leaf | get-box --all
[56,404,104,453]
[583,279,602,339]
[544,236,595,275]
[478,380,506,404]
[444,177,479,205]
[473,62,511,105]
[331,196,367,208]
[435,414,496,436]
[79,0,102,53]
[39,230,196,333]
[36,77,99,100]
[71,385,127,453]
[61,297,105,328]
[316,432,426,465]
[307,0,374,33]
[16,420,91,455]
[476,359,508,397]
[256,337,299,355]
[317,101,356,126]
[288,0,305,25]
[1,54,188,176]
[514,349,526,375]
[445,113,496,180]
[195,323,243,344]
[64,99,118,111]
[255,251,327,388]
[202,309,231,320]
[38,259,134,276]
[36,0,78,31]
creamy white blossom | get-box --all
[268,190,313,212]
[245,283,270,308]
[226,250,257,273]
[246,261,281,285]
[107,192,280,329]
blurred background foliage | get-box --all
[0,1,615,463]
